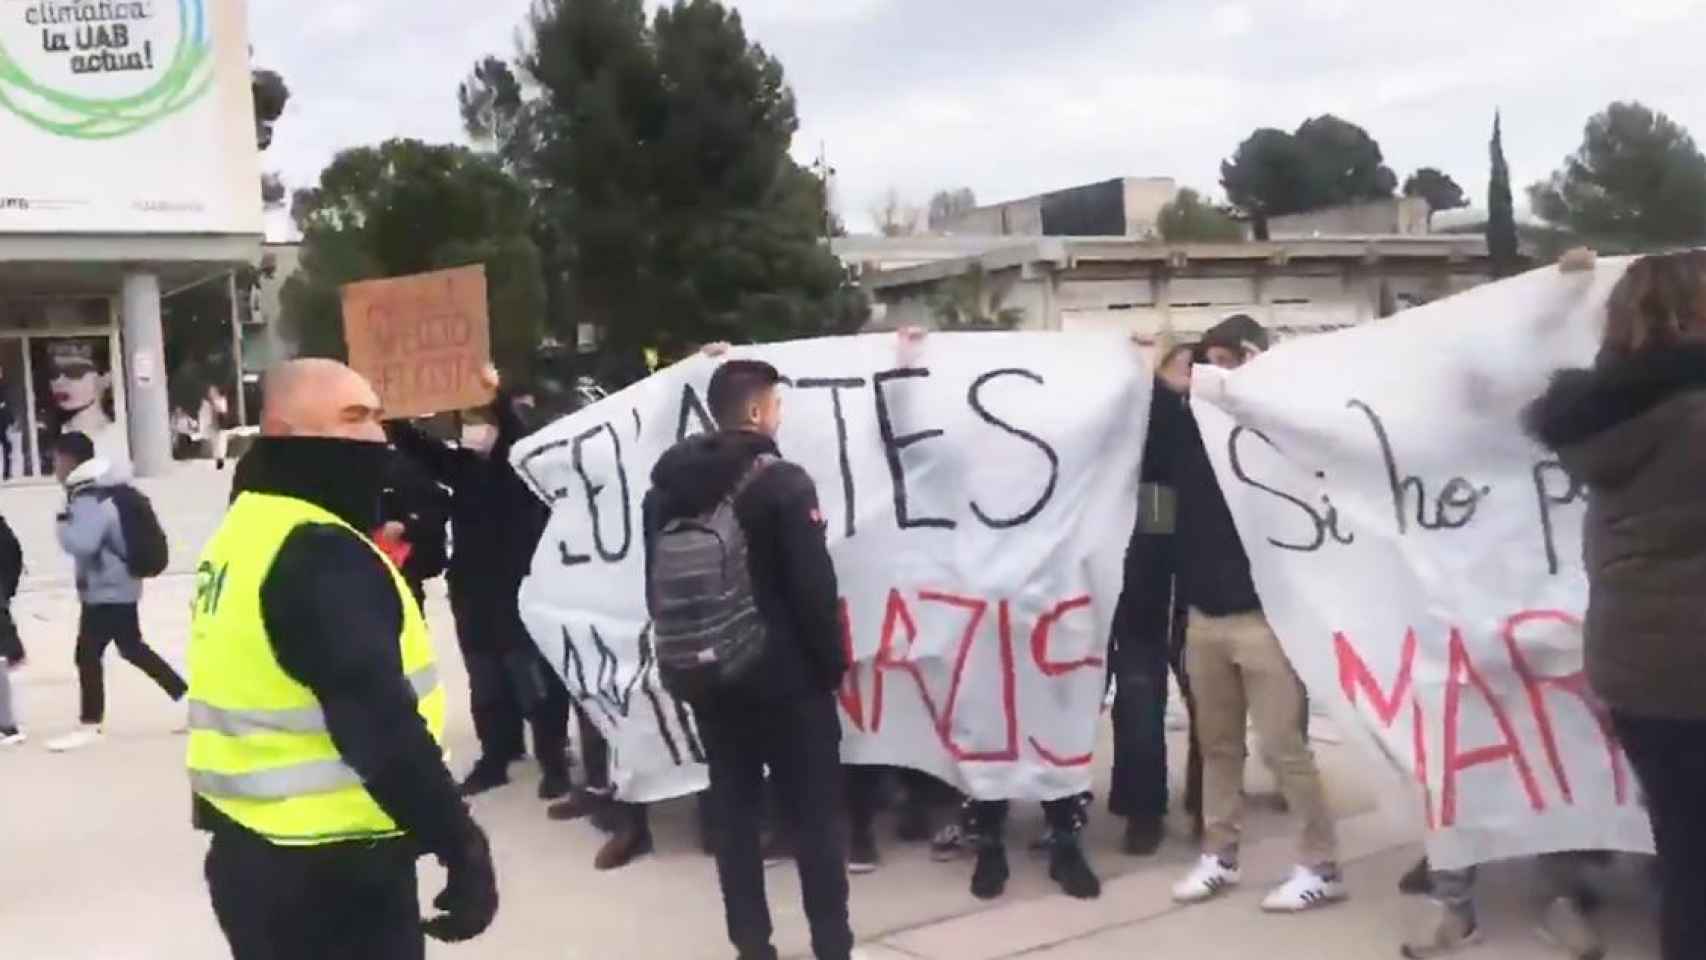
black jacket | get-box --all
[642,430,846,702]
[1172,408,1262,616]
[194,437,476,861]
[390,391,549,643]
[381,450,452,591]
[1112,380,1190,662]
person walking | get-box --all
[199,384,232,470]
[48,432,186,752]
[1527,249,1706,960]
[1160,316,1346,913]
[0,508,24,744]
[390,368,572,801]
[645,356,854,960]
[187,359,498,959]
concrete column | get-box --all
[121,270,172,477]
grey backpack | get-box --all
[650,455,777,700]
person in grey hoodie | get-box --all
[48,432,185,752]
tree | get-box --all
[252,68,289,150]
[1528,101,1706,251]
[1403,167,1468,215]
[1158,188,1243,242]
[252,67,290,210]
[493,0,865,372]
[279,139,546,372]
[930,265,1024,330]
[1221,114,1396,239]
[871,187,921,237]
[927,187,977,230]
[458,56,526,157]
[1488,113,1520,278]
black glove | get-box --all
[422,820,499,943]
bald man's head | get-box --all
[261,359,386,442]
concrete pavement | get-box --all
[0,463,1661,959]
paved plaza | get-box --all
[0,464,1661,959]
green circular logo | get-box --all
[0,0,213,140]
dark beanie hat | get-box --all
[1200,313,1271,354]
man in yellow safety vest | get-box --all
[187,358,498,959]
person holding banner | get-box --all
[643,356,855,960]
[1527,249,1706,960]
[1108,341,1200,856]
[1162,315,1346,913]
[389,367,574,803]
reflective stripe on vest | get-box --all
[187,665,440,738]
[185,492,445,847]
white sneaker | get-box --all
[1173,854,1241,903]
[0,727,25,746]
[1261,865,1348,913]
[46,726,103,753]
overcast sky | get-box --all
[251,0,1706,234]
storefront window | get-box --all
[0,298,123,481]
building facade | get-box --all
[0,0,264,479]
[859,235,1499,342]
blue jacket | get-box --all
[55,458,142,606]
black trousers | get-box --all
[76,603,186,724]
[1108,568,1199,821]
[206,831,423,960]
[451,589,571,774]
[1613,710,1706,960]
[697,694,852,960]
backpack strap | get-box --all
[727,453,779,505]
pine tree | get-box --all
[1488,112,1521,278]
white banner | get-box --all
[1192,261,1655,870]
[514,333,1148,803]
[0,0,263,234]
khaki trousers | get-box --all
[1185,608,1337,866]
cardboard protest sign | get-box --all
[341,265,491,419]
[512,333,1149,803]
[1191,259,1654,870]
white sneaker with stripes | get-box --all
[1172,854,1241,904]
[1261,865,1348,913]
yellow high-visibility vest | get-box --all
[186,492,446,846]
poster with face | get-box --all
[0,341,28,480]
[32,336,126,474]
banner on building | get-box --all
[0,0,263,234]
[1191,259,1655,870]
[342,265,491,420]
[513,333,1148,803]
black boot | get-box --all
[1123,815,1165,857]
[538,768,572,801]
[1049,834,1102,899]
[971,841,1010,900]
[458,755,511,797]
[849,823,880,875]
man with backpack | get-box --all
[48,431,184,752]
[646,356,853,960]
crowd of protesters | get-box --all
[1,249,1699,960]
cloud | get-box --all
[251,0,1706,237]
